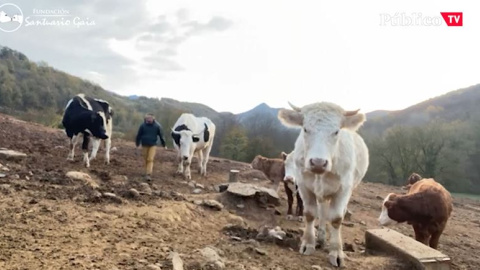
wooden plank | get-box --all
[365,228,451,270]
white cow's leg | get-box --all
[81,133,91,168]
[196,150,203,174]
[201,144,212,177]
[298,186,318,256]
[89,138,101,161]
[83,152,90,168]
[67,135,78,161]
[327,184,353,267]
[317,200,329,248]
[184,158,192,180]
[176,153,184,175]
[104,138,111,164]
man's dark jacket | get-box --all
[135,120,166,147]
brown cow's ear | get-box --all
[388,193,398,200]
[384,200,395,209]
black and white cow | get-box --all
[62,93,113,167]
[171,113,216,180]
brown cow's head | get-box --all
[378,193,408,225]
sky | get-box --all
[0,0,479,114]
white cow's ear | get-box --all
[278,109,303,127]
[342,112,366,131]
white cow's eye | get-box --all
[304,128,308,133]
[334,130,339,136]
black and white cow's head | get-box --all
[79,110,109,140]
[171,124,209,162]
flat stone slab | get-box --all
[227,182,279,198]
[365,228,451,270]
[0,149,27,162]
[227,182,280,205]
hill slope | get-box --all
[362,84,480,136]
[1,113,480,270]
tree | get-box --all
[220,126,249,161]
[245,136,276,162]
[412,121,448,178]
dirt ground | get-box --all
[0,113,479,270]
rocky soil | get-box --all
[0,113,479,270]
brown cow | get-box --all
[251,154,304,221]
[378,177,453,249]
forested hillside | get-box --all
[1,45,479,194]
[362,85,480,194]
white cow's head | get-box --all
[278,101,366,175]
[171,127,204,163]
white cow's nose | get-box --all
[309,158,328,174]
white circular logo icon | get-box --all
[0,3,23,33]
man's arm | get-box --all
[157,123,167,147]
[135,124,143,147]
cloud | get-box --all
[1,0,233,93]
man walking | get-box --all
[135,113,167,181]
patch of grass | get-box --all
[452,193,480,200]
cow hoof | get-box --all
[299,243,315,255]
[328,250,346,267]
[286,215,294,221]
[296,216,304,222]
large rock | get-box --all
[0,149,27,162]
[200,247,225,269]
[227,182,279,205]
[202,200,224,211]
[66,171,99,189]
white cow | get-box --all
[0,11,11,23]
[171,113,216,180]
[278,101,369,267]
